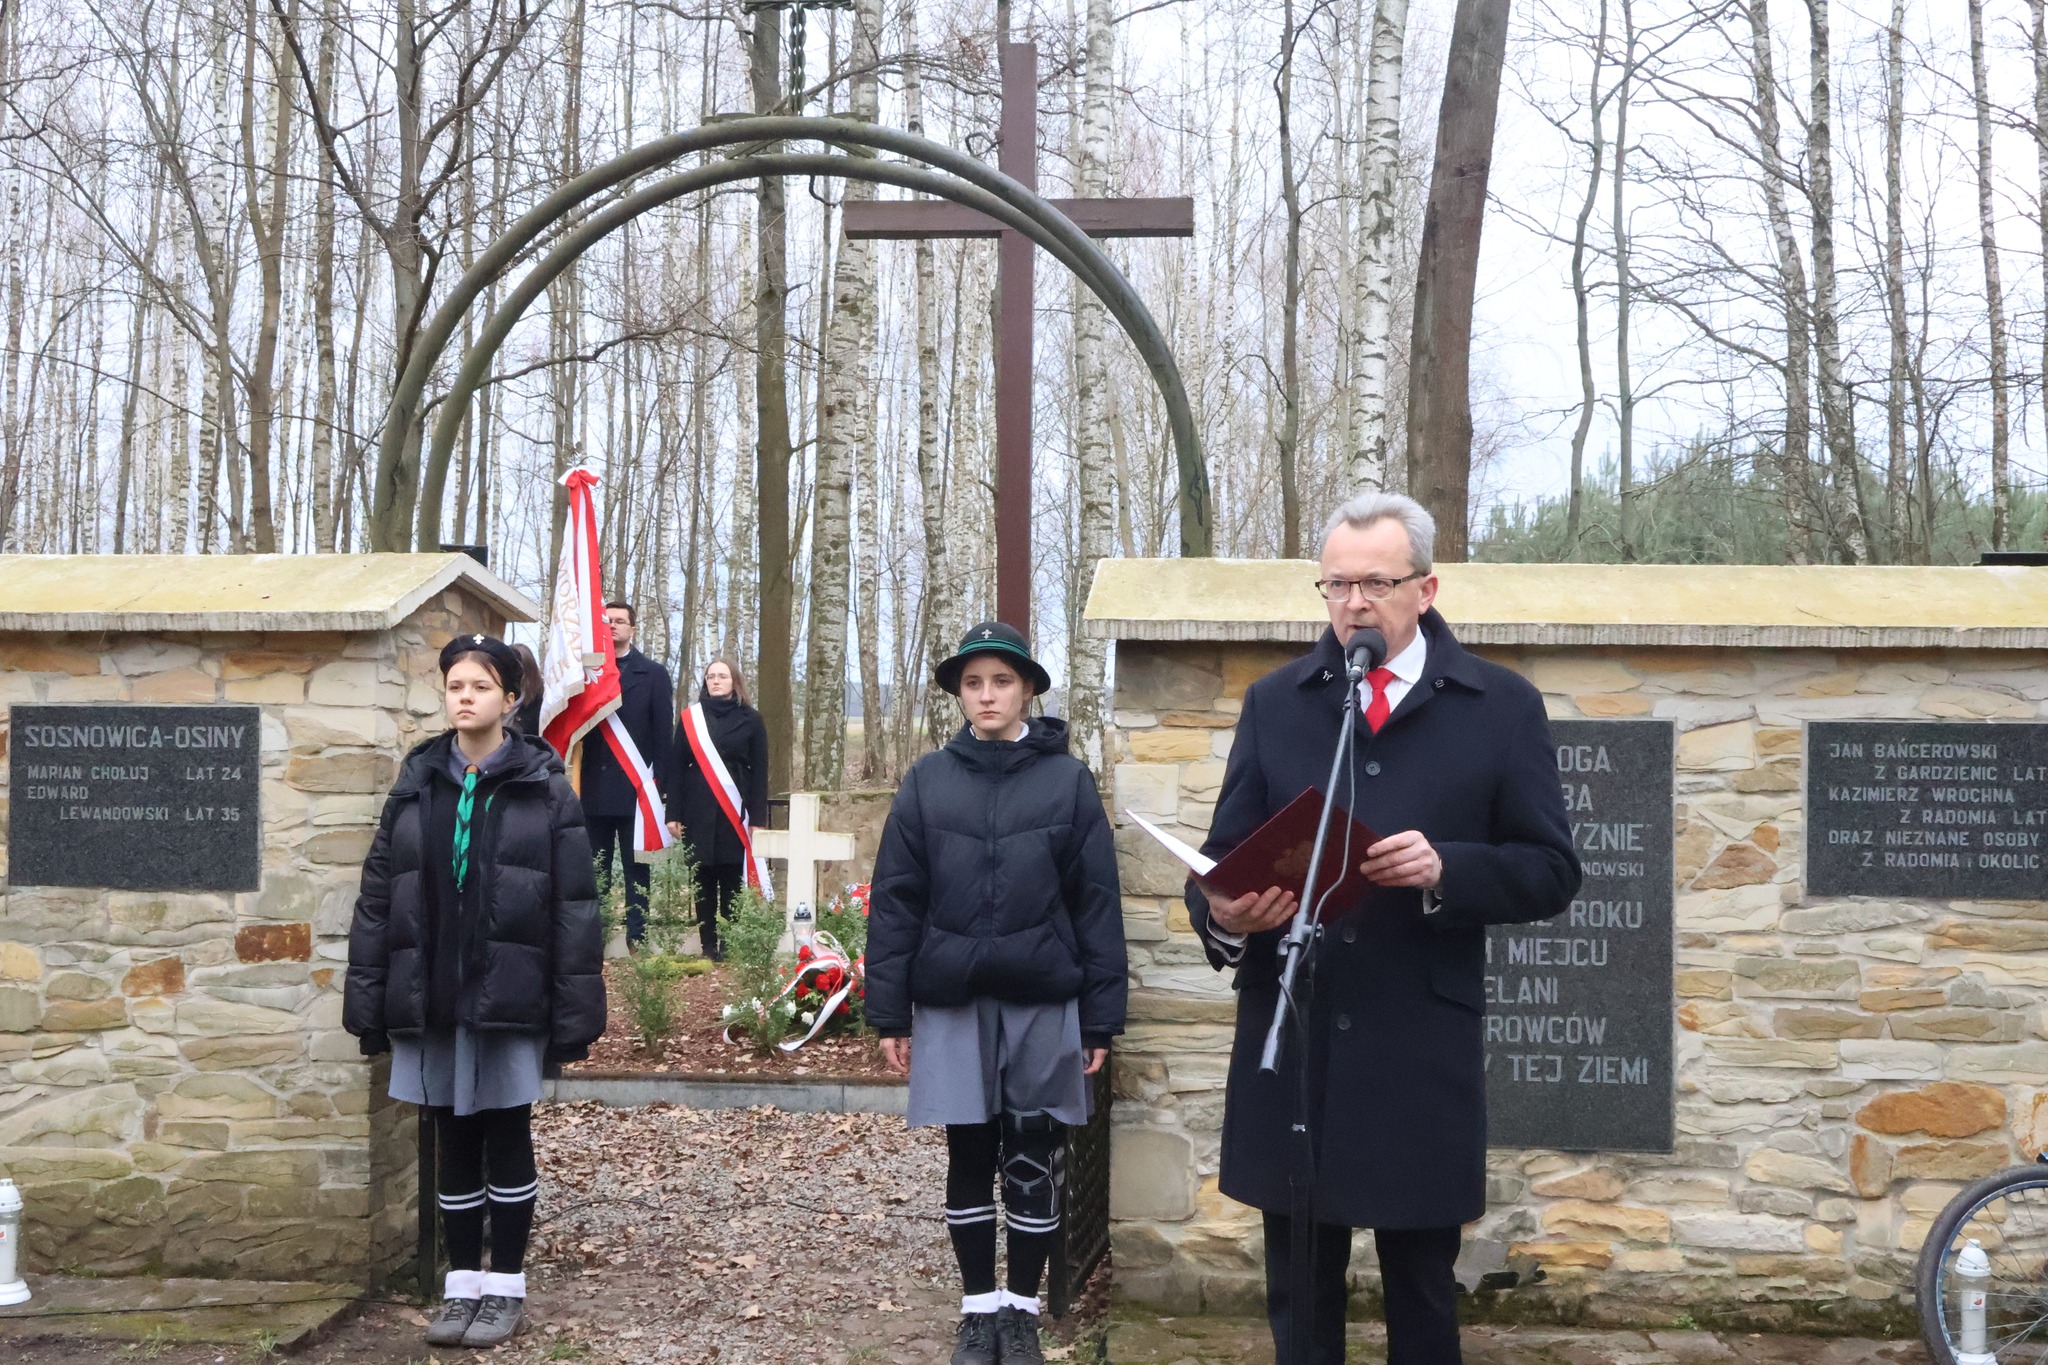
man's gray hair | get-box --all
[1320,491,1436,573]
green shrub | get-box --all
[718,887,796,1052]
[643,846,699,957]
[618,953,691,1051]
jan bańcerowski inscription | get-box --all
[1807,721,2048,899]
[8,704,262,892]
[1484,720,1674,1154]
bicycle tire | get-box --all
[1915,1161,2048,1365]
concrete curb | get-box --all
[544,1071,909,1115]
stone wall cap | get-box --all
[1083,559,2048,649]
[0,554,541,633]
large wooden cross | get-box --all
[843,41,1193,635]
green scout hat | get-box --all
[934,621,1053,697]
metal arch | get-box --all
[381,116,1211,556]
[430,153,1188,519]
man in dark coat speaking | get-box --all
[1187,492,1579,1365]
[580,600,675,948]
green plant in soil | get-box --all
[719,886,796,1052]
[642,845,700,958]
[611,847,707,1051]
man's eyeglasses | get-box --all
[1313,572,1426,602]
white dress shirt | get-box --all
[1205,628,1439,958]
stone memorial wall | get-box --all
[1093,560,2048,1327]
[0,555,535,1283]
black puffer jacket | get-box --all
[344,729,605,1058]
[866,717,1126,1046]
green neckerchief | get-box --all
[452,765,480,892]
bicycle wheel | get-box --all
[1917,1161,2048,1364]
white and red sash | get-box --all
[680,702,772,896]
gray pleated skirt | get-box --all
[905,997,1092,1128]
[389,1027,547,1116]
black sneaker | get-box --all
[951,1311,999,1365]
[460,1294,525,1347]
[995,1306,1046,1365]
[423,1296,480,1346]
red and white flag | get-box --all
[679,702,773,897]
[539,467,673,855]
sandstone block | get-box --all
[0,1146,132,1183]
[0,1085,143,1145]
[1920,686,2033,719]
[235,923,312,963]
[1675,970,1733,1000]
[1129,729,1215,763]
[1615,1248,1684,1273]
[1670,1213,1804,1252]
[175,1149,322,1189]
[1744,1148,1851,1193]
[1115,764,1179,816]
[1529,1167,1624,1201]
[1694,844,1779,890]
[1849,1134,1892,1198]
[1531,658,1639,694]
[0,942,38,981]
[1732,763,1799,793]
[1931,919,2048,953]
[1678,721,1756,772]
[1890,1009,2022,1043]
[1782,902,1923,935]
[1627,1176,1729,1205]
[40,997,126,1031]
[1774,1008,1879,1040]
[282,705,391,751]
[122,956,186,997]
[1118,648,1223,710]
[0,642,103,675]
[301,829,376,864]
[1841,1040,1944,1081]
[131,668,218,703]
[224,674,306,704]
[1892,1139,2011,1181]
[1220,645,1304,700]
[176,998,302,1036]
[180,1033,306,1070]
[1574,693,1653,717]
[1702,1038,1837,1068]
[107,640,202,675]
[0,988,38,1032]
[307,659,399,707]
[1734,957,1858,1000]
[1114,825,1197,898]
[1539,1200,1670,1243]
[285,751,396,794]
[1861,988,1947,1012]
[160,1073,279,1121]
[44,674,126,701]
[1857,1082,2005,1138]
[1111,1129,1196,1221]
[1948,1043,2048,1083]
[42,971,110,1002]
[1509,1240,1613,1269]
[1674,822,1713,882]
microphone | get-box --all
[1345,627,1388,681]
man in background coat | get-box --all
[1187,492,1579,1365]
[581,600,675,948]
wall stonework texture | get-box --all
[0,587,502,1280]
[1106,639,2048,1324]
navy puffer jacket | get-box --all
[344,729,605,1058]
[865,717,1127,1047]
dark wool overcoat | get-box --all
[1186,610,1579,1229]
[578,648,675,818]
[661,695,769,869]
[867,717,1128,1047]
[345,729,607,1058]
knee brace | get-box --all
[999,1110,1066,1237]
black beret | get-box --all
[438,633,527,699]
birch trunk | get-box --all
[1066,0,1116,777]
[907,8,954,753]
[1348,0,1409,492]
[1884,0,1910,560]
[1612,0,1635,558]
[1565,1,1609,549]
[2035,0,2048,548]
[1804,0,1868,563]
[752,6,795,796]
[1969,0,2011,550]
[1275,0,1304,557]
[238,0,291,553]
[308,0,338,551]
[1745,0,1816,563]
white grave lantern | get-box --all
[0,1178,29,1306]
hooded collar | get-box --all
[392,726,564,797]
[943,715,1072,774]
[1289,608,1486,712]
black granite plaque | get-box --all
[1484,720,1674,1153]
[1807,721,2048,899]
[7,705,262,891]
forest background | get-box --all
[2,0,2046,792]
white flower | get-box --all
[801,1011,815,1025]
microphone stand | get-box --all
[1259,646,1368,1365]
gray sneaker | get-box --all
[951,1311,998,1365]
[460,1294,525,1347]
[424,1296,480,1346]
[995,1306,1045,1365]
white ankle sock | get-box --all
[960,1290,1001,1315]
[480,1271,527,1299]
[443,1269,484,1301]
[999,1289,1040,1315]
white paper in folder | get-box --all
[1124,809,1216,876]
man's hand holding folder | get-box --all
[1126,787,1443,937]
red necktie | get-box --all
[1364,667,1396,734]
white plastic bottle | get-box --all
[0,1178,29,1307]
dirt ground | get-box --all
[571,960,893,1080]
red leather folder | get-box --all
[1196,787,1383,923]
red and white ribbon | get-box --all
[679,702,771,895]
[720,931,863,1052]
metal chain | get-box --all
[788,4,807,108]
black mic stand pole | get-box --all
[1259,652,1365,1365]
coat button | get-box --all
[1336,1014,1353,1031]
[1364,760,1381,776]
[1341,924,1357,944]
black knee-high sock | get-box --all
[482,1105,538,1275]
[945,1122,1001,1298]
[435,1109,487,1275]
[1001,1112,1066,1302]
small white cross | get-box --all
[472,634,485,644]
[751,793,857,949]
[980,629,993,640]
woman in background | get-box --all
[510,643,544,736]
[663,658,768,961]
